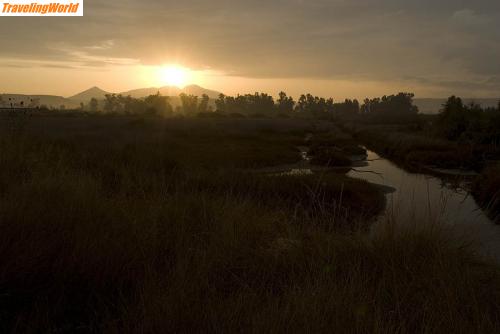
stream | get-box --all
[259,146,500,264]
[260,143,500,262]
[347,150,500,263]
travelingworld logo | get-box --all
[1,0,83,16]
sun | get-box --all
[160,65,190,87]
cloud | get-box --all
[0,0,500,96]
[452,9,490,26]
[84,40,116,51]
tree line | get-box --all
[84,91,499,135]
[89,93,173,116]
[85,91,366,118]
[215,92,361,118]
[437,96,500,144]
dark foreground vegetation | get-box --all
[1,115,500,333]
[473,163,500,222]
[308,131,367,168]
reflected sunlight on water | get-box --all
[348,150,500,262]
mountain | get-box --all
[1,85,222,110]
[414,98,500,114]
[182,85,222,99]
[69,86,110,103]
[4,88,499,113]
[120,86,182,99]
[119,85,221,99]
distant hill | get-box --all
[0,94,80,109]
[120,86,182,99]
[415,98,500,114]
[182,85,222,99]
[11,88,497,114]
[0,85,222,111]
[69,86,110,103]
[120,85,221,99]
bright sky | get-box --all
[1,0,500,99]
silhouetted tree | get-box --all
[102,92,172,116]
[361,93,418,123]
[215,94,226,113]
[437,96,466,140]
[119,95,136,114]
[104,94,120,113]
[144,92,173,116]
[295,95,307,112]
[180,93,198,115]
[437,96,484,140]
[89,98,99,112]
[210,91,357,120]
[326,98,334,114]
[213,92,275,116]
[198,94,209,113]
[331,99,360,119]
[293,93,332,117]
[248,92,275,115]
[277,92,295,113]
[362,98,370,113]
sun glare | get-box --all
[160,65,190,87]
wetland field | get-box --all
[1,115,500,333]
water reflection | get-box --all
[348,150,500,262]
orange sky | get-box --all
[0,63,486,100]
[1,1,499,99]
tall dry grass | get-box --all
[352,128,480,170]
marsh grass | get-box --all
[352,128,480,170]
[0,117,499,333]
[309,149,352,167]
[308,131,366,167]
